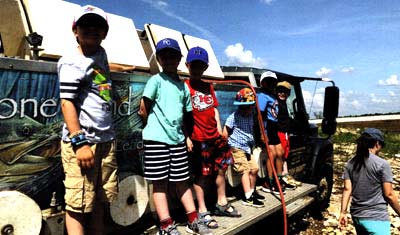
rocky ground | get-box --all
[299,134,400,235]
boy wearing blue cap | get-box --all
[58,5,117,235]
[139,39,213,235]
[223,88,265,208]
[185,47,240,229]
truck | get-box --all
[0,0,339,234]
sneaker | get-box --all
[252,190,265,200]
[186,219,214,235]
[241,194,264,208]
[261,181,282,195]
[281,178,296,190]
[274,180,286,194]
[157,222,180,235]
[286,175,303,186]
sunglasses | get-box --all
[276,88,290,94]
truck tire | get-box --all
[313,163,333,212]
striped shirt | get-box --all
[58,47,114,143]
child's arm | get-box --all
[183,111,194,152]
[61,98,94,169]
[222,125,232,139]
[109,63,135,72]
[138,97,152,126]
[214,108,223,135]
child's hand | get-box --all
[76,145,95,169]
[186,137,193,152]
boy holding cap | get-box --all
[185,47,240,229]
[223,88,265,208]
[139,40,213,235]
[276,81,297,190]
[58,5,117,235]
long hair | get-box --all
[350,133,378,172]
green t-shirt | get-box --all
[142,72,192,144]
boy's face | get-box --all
[238,105,253,116]
[276,87,290,101]
[157,49,182,73]
[74,16,107,49]
[186,60,208,79]
[261,79,277,89]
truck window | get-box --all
[286,86,296,119]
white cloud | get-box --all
[389,91,395,96]
[156,1,168,8]
[370,93,388,104]
[260,0,274,4]
[315,67,332,77]
[340,66,354,73]
[350,100,362,108]
[224,43,266,68]
[378,74,399,85]
[140,0,224,46]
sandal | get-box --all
[214,203,241,217]
[199,211,219,229]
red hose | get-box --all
[202,79,288,235]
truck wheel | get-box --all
[314,164,333,211]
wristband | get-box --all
[70,133,89,148]
[68,130,84,139]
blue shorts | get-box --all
[352,217,390,235]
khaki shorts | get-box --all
[231,147,259,174]
[61,141,118,213]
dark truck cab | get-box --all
[221,66,339,211]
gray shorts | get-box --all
[143,140,190,182]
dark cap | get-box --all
[156,38,181,54]
[186,46,208,64]
[362,128,384,143]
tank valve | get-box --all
[50,192,58,214]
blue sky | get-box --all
[69,0,400,117]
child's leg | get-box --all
[266,146,277,182]
[216,169,228,206]
[152,179,171,221]
[282,161,289,176]
[193,176,211,213]
[241,172,253,198]
[65,211,85,235]
[175,180,197,223]
[274,144,284,177]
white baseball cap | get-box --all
[260,71,277,83]
[72,5,108,31]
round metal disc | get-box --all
[110,175,149,226]
[253,147,267,178]
[226,164,241,187]
[0,190,42,235]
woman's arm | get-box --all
[339,179,352,230]
[383,182,400,216]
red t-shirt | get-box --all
[185,79,219,141]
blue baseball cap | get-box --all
[362,128,385,143]
[186,46,208,64]
[156,38,181,54]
